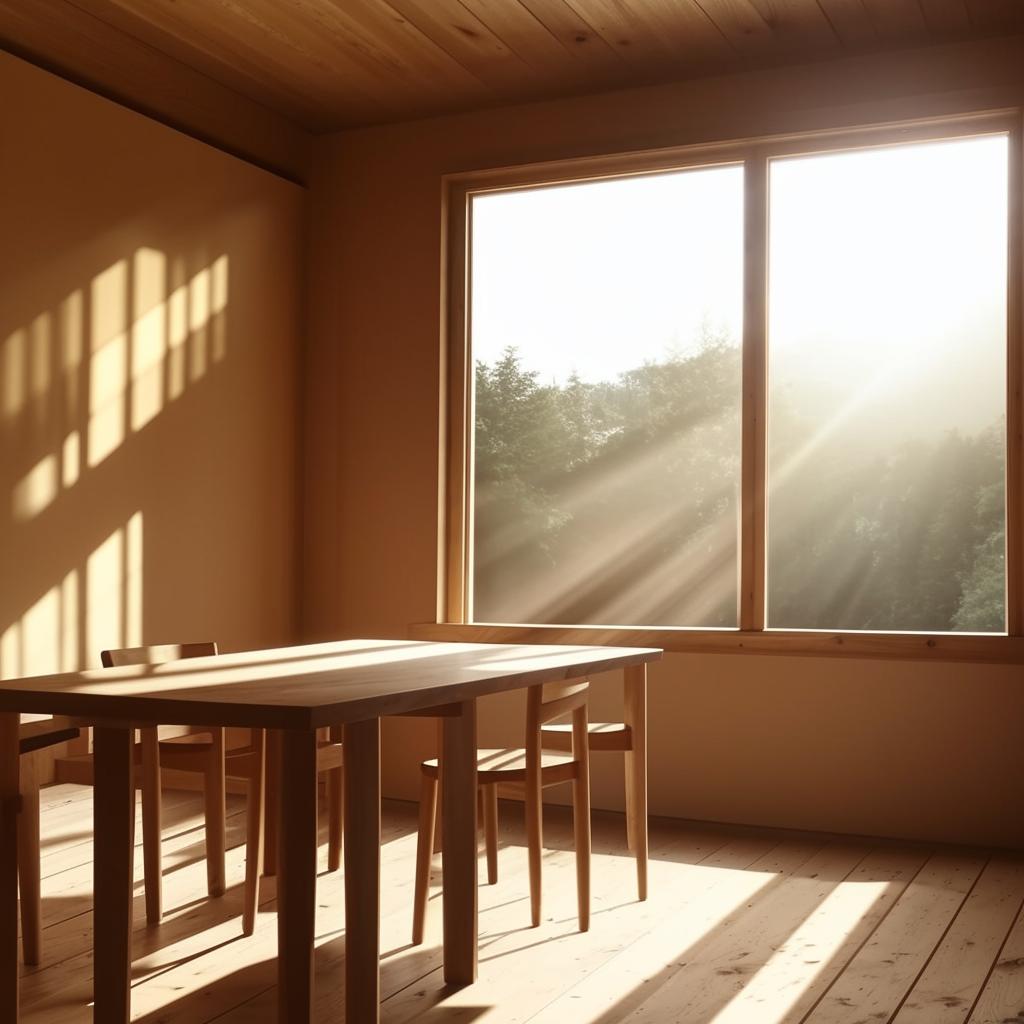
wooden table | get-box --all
[0,638,660,1022]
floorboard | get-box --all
[16,783,1024,1024]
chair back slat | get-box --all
[541,679,589,704]
[100,643,219,741]
[527,678,589,730]
[101,642,218,669]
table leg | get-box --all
[343,718,381,1022]
[0,713,19,1020]
[277,730,318,1023]
[442,699,478,986]
[623,664,648,901]
[93,726,136,1024]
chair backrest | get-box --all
[527,679,589,730]
[526,679,589,764]
[100,643,219,740]
[100,642,218,669]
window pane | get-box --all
[767,135,1008,632]
[469,167,744,626]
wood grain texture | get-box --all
[893,859,1024,1023]
[970,893,1024,1022]
[13,786,1024,1024]
[0,639,660,729]
[92,727,136,1024]
[4,0,1024,168]
[441,699,479,985]
[17,754,41,965]
[242,728,265,937]
[411,620,1024,663]
[0,0,311,181]
[343,718,382,1022]
[0,714,18,1020]
[804,853,986,1023]
[275,729,318,1024]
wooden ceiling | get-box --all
[2,0,1024,178]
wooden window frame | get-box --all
[431,109,1024,663]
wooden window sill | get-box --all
[408,622,1024,664]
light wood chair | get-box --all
[100,643,345,933]
[411,679,591,943]
[101,643,264,933]
[538,668,648,901]
[16,715,82,964]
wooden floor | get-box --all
[17,783,1024,1023]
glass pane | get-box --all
[469,166,744,626]
[767,135,1008,632]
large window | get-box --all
[470,167,744,627]
[444,114,1019,648]
[767,136,1008,632]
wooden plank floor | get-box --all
[17,783,1024,1023]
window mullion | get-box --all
[740,152,769,632]
[443,185,472,624]
[1006,116,1023,635]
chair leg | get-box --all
[412,773,438,945]
[624,667,648,901]
[205,728,227,898]
[482,783,499,885]
[139,727,163,925]
[326,726,343,873]
[242,729,265,936]
[571,706,592,933]
[525,752,543,928]
[624,750,636,853]
[264,730,280,877]
[433,719,444,854]
[17,755,41,966]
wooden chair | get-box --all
[411,679,591,943]
[100,643,343,935]
[101,643,262,933]
[538,666,648,901]
[17,714,82,964]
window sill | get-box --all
[408,622,1024,664]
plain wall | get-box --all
[304,34,1024,849]
[0,53,304,724]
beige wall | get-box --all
[1,52,304,713]
[305,35,1024,849]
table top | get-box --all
[0,639,661,730]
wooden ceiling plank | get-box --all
[691,0,784,55]
[860,0,928,40]
[557,0,728,70]
[743,0,844,49]
[184,0,414,119]
[455,0,595,83]
[318,0,496,101]
[0,0,310,182]
[247,0,480,115]
[616,0,737,63]
[966,0,1024,30]
[514,0,631,77]
[378,0,540,95]
[66,0,374,130]
[918,0,972,34]
[814,0,877,46]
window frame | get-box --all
[436,109,1024,662]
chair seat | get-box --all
[18,714,78,741]
[159,732,216,749]
[422,747,578,785]
[540,721,632,752]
